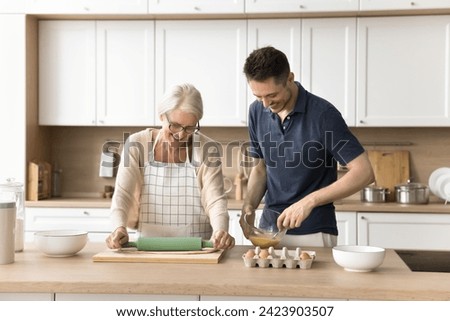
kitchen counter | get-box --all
[2,243,450,300]
[26,197,450,214]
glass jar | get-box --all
[0,179,24,252]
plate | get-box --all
[429,167,450,196]
[437,175,450,201]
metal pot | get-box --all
[361,186,389,203]
[395,182,429,204]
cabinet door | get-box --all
[25,0,147,14]
[96,21,155,126]
[247,19,301,108]
[245,0,359,13]
[148,0,244,13]
[39,21,96,126]
[357,16,450,126]
[360,0,450,10]
[357,212,450,250]
[25,207,112,235]
[336,211,357,245]
[155,20,247,126]
[302,18,356,126]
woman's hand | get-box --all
[105,226,129,249]
[211,230,235,250]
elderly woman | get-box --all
[106,83,235,250]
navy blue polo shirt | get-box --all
[248,82,365,236]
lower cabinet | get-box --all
[55,293,199,301]
[336,211,357,246]
[0,293,54,301]
[25,207,118,242]
[357,212,450,250]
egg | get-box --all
[259,249,269,259]
[245,249,256,259]
[300,252,311,260]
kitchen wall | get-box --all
[46,125,450,199]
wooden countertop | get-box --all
[2,243,450,300]
[26,197,450,214]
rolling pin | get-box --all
[124,237,214,251]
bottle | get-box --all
[52,168,62,197]
[0,179,24,252]
[0,201,15,264]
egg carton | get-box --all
[242,246,316,269]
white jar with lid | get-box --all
[0,179,24,252]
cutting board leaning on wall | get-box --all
[367,150,410,202]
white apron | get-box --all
[138,131,212,239]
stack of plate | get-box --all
[428,167,450,202]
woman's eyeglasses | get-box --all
[165,113,200,134]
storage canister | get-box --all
[0,179,24,252]
[0,202,16,264]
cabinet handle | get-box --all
[360,216,366,220]
[83,7,90,11]
[359,120,366,124]
[98,120,104,124]
[410,2,416,6]
[194,6,201,11]
[83,211,90,216]
[299,5,305,9]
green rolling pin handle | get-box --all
[202,240,214,248]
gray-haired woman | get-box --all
[106,83,235,250]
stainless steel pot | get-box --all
[361,186,389,203]
[395,182,429,204]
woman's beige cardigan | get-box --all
[110,128,229,233]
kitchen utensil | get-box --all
[367,150,410,202]
[395,181,429,204]
[360,185,389,203]
[92,248,224,264]
[34,230,88,257]
[0,178,24,252]
[332,245,385,272]
[0,202,15,264]
[124,237,213,251]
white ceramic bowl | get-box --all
[34,230,88,257]
[332,245,385,272]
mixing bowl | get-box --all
[243,209,286,248]
[34,230,88,257]
[332,245,385,272]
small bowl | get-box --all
[34,230,88,257]
[332,245,385,272]
[244,209,286,249]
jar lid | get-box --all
[0,178,23,190]
[0,202,15,209]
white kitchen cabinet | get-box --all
[25,0,147,14]
[357,212,450,250]
[96,21,155,126]
[0,14,26,183]
[357,16,450,126]
[155,20,247,126]
[301,18,357,126]
[148,0,244,14]
[25,207,115,242]
[39,21,96,126]
[247,19,301,107]
[55,293,199,301]
[0,293,53,301]
[245,0,359,13]
[336,211,357,245]
[360,0,450,11]
[39,20,155,126]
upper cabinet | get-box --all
[148,0,244,14]
[356,16,450,126]
[25,0,147,14]
[155,20,247,126]
[301,18,357,126]
[360,0,450,11]
[245,0,359,13]
[39,20,155,126]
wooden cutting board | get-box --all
[92,249,225,264]
[367,150,410,202]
